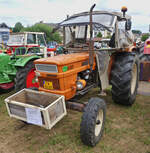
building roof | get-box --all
[0,23,10,29]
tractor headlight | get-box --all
[35,71,41,77]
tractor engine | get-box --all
[34,52,96,100]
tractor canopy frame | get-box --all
[7,32,47,47]
[59,6,133,52]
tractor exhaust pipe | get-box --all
[89,4,96,72]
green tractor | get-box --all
[0,46,43,91]
[0,31,57,92]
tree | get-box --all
[21,23,62,43]
[97,32,102,38]
[13,22,24,32]
[51,32,62,43]
[141,33,149,42]
[132,30,142,35]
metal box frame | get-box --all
[5,89,67,129]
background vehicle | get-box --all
[6,32,48,56]
[0,32,59,92]
[47,41,57,51]
[0,46,43,91]
[143,38,150,61]
[136,37,150,62]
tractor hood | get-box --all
[34,52,89,66]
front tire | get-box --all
[110,52,139,105]
[15,61,39,91]
[80,97,106,146]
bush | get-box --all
[141,34,149,42]
[97,32,102,38]
[13,22,24,32]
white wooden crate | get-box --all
[5,89,67,129]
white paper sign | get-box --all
[25,107,43,126]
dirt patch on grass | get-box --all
[0,89,150,153]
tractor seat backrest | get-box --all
[21,48,26,55]
[15,48,26,55]
[109,33,115,48]
[27,47,40,54]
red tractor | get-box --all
[143,38,150,60]
[138,38,150,61]
[137,38,150,81]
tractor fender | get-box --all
[14,55,40,67]
[96,52,110,90]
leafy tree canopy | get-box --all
[21,23,62,43]
[13,22,24,32]
[141,33,149,42]
[97,32,102,38]
[132,30,142,35]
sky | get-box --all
[0,0,150,33]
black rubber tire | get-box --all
[15,60,35,91]
[110,52,139,106]
[80,97,106,146]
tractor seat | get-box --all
[109,33,115,48]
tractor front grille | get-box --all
[35,64,58,73]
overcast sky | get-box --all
[0,0,150,33]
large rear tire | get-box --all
[110,52,139,106]
[80,97,106,146]
[15,61,39,91]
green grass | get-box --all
[0,89,150,153]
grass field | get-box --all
[0,88,150,153]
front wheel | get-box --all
[80,97,106,146]
[15,61,39,91]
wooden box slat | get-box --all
[8,103,26,118]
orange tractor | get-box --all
[32,5,139,146]
[6,5,139,146]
